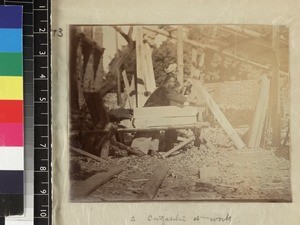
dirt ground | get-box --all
[70,90,291,202]
[70,130,291,202]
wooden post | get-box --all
[144,43,156,92]
[270,26,281,147]
[94,26,104,87]
[115,30,122,105]
[177,26,184,84]
[135,27,147,107]
[70,26,80,111]
[83,91,109,128]
[100,123,116,159]
[92,26,96,39]
[191,48,197,77]
[116,69,122,105]
[247,75,270,148]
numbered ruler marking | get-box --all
[33,0,51,224]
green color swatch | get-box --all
[0,53,22,76]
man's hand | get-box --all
[186,94,197,105]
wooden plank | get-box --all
[144,43,156,91]
[138,163,169,200]
[70,146,106,163]
[115,141,146,156]
[162,136,194,158]
[134,106,198,118]
[100,124,115,159]
[124,75,137,109]
[122,70,132,108]
[74,166,124,198]
[282,124,290,146]
[255,84,270,148]
[134,116,196,128]
[192,80,246,150]
[141,42,156,94]
[84,91,109,127]
[177,136,189,142]
[117,122,210,132]
[248,75,270,148]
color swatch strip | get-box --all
[0,5,24,215]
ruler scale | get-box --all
[0,0,34,222]
[0,0,52,224]
[33,0,51,225]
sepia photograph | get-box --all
[68,25,291,202]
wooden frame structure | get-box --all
[71,25,289,161]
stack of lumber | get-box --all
[133,106,198,128]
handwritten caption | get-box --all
[129,213,232,225]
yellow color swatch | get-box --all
[0,76,23,100]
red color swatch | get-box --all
[0,100,23,123]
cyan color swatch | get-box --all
[0,29,22,52]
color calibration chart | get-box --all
[0,0,52,224]
[0,6,24,218]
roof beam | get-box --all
[143,26,288,76]
[220,27,272,49]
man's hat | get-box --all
[165,63,177,74]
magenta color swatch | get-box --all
[0,123,23,146]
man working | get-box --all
[132,65,196,153]
[144,63,193,107]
